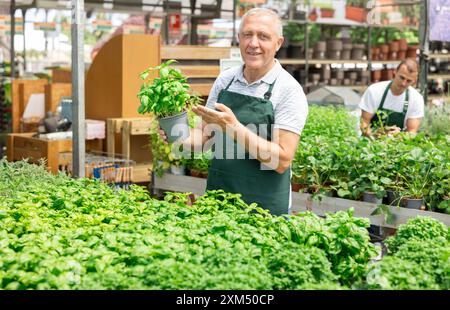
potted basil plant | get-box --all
[137,59,202,143]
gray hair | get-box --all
[239,8,283,38]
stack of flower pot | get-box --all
[389,41,399,60]
[326,39,343,60]
[331,70,344,85]
[397,38,408,60]
[406,44,418,58]
[381,68,395,81]
[321,66,331,83]
[372,40,417,61]
[371,47,380,60]
[379,44,389,61]
[345,71,358,85]
[358,70,369,85]
[313,41,327,59]
[310,73,321,86]
[341,43,353,60]
[351,44,366,60]
[371,70,381,83]
[288,42,304,59]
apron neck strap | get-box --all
[403,88,409,114]
[379,80,409,114]
[264,79,277,100]
[224,77,277,100]
[379,80,393,110]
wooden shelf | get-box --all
[428,74,450,80]
[280,59,399,65]
[429,54,450,60]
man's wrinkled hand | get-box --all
[192,103,239,131]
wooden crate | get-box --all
[45,83,72,113]
[11,79,48,133]
[7,133,72,174]
[7,133,104,174]
[106,117,154,183]
[52,68,72,83]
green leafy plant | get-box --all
[283,21,305,43]
[137,60,202,118]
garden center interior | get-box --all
[0,0,449,291]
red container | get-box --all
[345,6,367,23]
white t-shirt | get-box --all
[206,59,308,135]
[359,81,424,128]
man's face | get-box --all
[238,14,283,72]
[392,65,418,93]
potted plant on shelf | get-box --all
[137,60,202,143]
[283,21,305,59]
[345,0,367,23]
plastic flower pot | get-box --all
[397,51,406,60]
[276,46,288,59]
[406,45,418,58]
[327,39,343,51]
[190,169,202,178]
[389,41,400,53]
[158,110,190,143]
[170,165,186,175]
[345,6,367,23]
[351,45,365,59]
[402,197,424,210]
[327,50,341,60]
[314,41,327,53]
[385,189,400,206]
[363,191,383,204]
[320,8,335,18]
[380,44,389,54]
[288,43,304,59]
[371,70,381,82]
[398,39,408,51]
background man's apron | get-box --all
[206,78,290,215]
[370,81,409,130]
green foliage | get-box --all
[0,160,382,289]
[384,216,449,254]
[365,257,440,290]
[137,60,202,118]
[283,21,305,43]
[421,104,450,136]
[393,239,450,289]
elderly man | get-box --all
[359,58,424,137]
[167,8,308,215]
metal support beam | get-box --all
[71,0,85,178]
[164,0,169,45]
[418,0,429,101]
[10,0,15,80]
[232,0,237,46]
[21,8,26,72]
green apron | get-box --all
[206,77,291,215]
[371,81,409,130]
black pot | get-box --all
[363,191,383,204]
[288,43,304,59]
[276,46,288,59]
[384,189,401,206]
[402,198,424,210]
